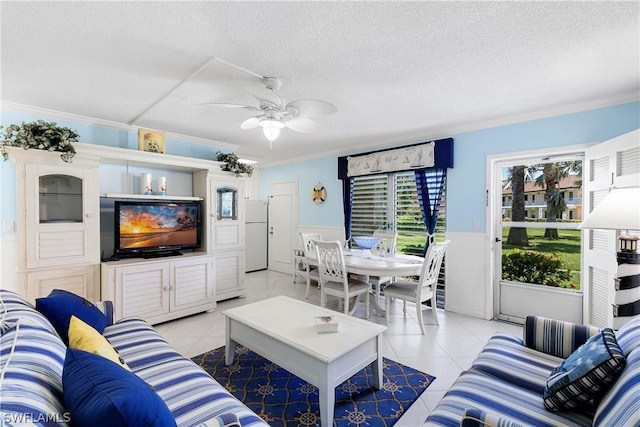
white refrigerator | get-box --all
[245,200,268,272]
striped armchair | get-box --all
[426,315,640,427]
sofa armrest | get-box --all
[461,408,525,427]
[93,301,114,326]
[523,315,600,359]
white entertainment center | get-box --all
[6,142,247,325]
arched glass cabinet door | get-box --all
[217,187,238,220]
[39,174,83,223]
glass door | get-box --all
[494,155,584,324]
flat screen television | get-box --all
[113,200,202,258]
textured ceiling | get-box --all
[1,1,638,165]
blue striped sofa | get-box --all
[425,315,640,427]
[0,290,268,427]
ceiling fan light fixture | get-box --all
[259,118,285,144]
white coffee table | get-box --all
[223,295,387,427]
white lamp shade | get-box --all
[579,187,640,231]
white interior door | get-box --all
[268,181,298,274]
[582,129,640,328]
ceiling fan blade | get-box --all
[200,102,260,112]
[240,116,262,130]
[284,116,317,133]
[286,99,337,117]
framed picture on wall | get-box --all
[137,129,166,154]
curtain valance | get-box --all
[338,137,453,180]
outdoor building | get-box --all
[502,175,583,221]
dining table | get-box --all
[313,248,425,316]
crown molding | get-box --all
[0,101,240,151]
[257,91,640,168]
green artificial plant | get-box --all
[1,120,79,163]
[216,152,254,177]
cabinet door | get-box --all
[215,250,245,300]
[210,179,245,251]
[116,262,170,320]
[25,265,99,302]
[24,163,99,268]
[171,256,215,312]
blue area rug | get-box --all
[192,346,435,427]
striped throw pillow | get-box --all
[543,328,626,411]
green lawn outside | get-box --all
[502,227,581,290]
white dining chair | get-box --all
[300,232,322,299]
[372,231,397,255]
[314,240,370,317]
[370,231,398,290]
[384,240,449,334]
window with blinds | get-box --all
[351,174,389,236]
[352,171,446,254]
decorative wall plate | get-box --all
[312,183,326,204]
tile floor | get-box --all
[155,270,523,426]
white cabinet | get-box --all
[6,147,100,301]
[194,172,246,300]
[25,265,100,302]
[101,253,215,324]
[215,250,245,301]
[24,162,99,268]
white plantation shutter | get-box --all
[351,175,389,236]
[582,129,640,328]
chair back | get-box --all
[313,240,348,289]
[417,241,449,294]
[300,232,322,257]
[373,231,397,254]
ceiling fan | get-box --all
[202,59,337,147]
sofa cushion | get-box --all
[36,289,108,344]
[543,328,626,411]
[524,315,600,359]
[615,315,640,356]
[424,369,592,427]
[63,348,176,427]
[461,408,526,427]
[471,333,563,394]
[1,289,58,335]
[0,317,69,426]
[68,315,130,371]
[593,346,640,427]
[104,317,269,426]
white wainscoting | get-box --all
[1,235,18,292]
[297,226,344,248]
[444,232,490,319]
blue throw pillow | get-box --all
[35,289,107,344]
[543,328,626,411]
[63,348,176,427]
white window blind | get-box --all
[352,172,446,255]
[352,174,389,236]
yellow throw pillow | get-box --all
[68,315,130,371]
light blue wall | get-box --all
[260,101,640,233]
[260,156,342,227]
